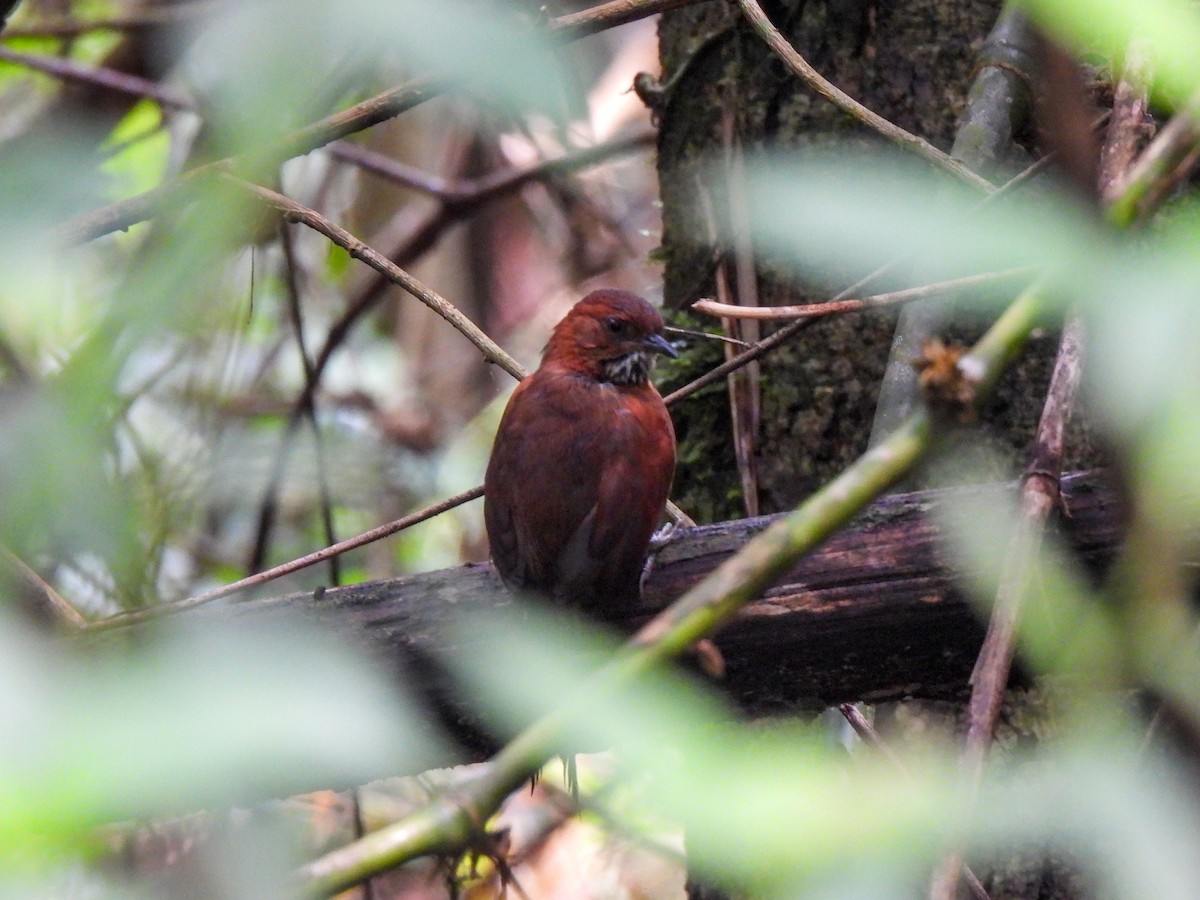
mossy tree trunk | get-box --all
[654,0,1097,523]
[654,5,1097,898]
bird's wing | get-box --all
[484,372,607,593]
[578,393,675,608]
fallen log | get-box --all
[114,470,1120,747]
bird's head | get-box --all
[543,290,678,386]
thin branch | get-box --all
[838,704,906,769]
[326,142,457,198]
[1,547,87,630]
[292,286,1045,897]
[455,129,656,208]
[1097,40,1153,200]
[719,96,762,517]
[691,270,1032,321]
[0,45,193,110]
[1,1,225,37]
[838,705,992,900]
[328,129,655,205]
[258,224,341,583]
[85,485,485,632]
[663,326,749,348]
[1107,89,1200,225]
[56,0,700,245]
[928,38,1142,900]
[58,75,450,245]
[550,0,713,40]
[232,177,525,380]
[734,0,995,194]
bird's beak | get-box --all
[644,333,679,358]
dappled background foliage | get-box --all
[5,0,1200,898]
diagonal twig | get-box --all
[84,485,486,631]
[839,704,992,900]
[231,178,525,380]
[0,46,193,109]
[734,0,996,194]
[927,37,1143,900]
[1,547,87,630]
[1107,88,1200,225]
[55,0,709,245]
[247,224,342,581]
[691,269,1033,321]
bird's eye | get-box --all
[604,316,627,335]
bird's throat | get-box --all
[602,351,653,385]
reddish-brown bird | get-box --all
[484,289,677,615]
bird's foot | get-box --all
[648,519,678,552]
[640,521,680,592]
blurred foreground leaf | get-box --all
[0,608,447,877]
[181,0,572,158]
[1017,0,1200,110]
[741,148,1200,566]
[449,607,1200,898]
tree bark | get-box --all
[652,0,1104,523]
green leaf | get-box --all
[448,607,1200,897]
[0,609,448,873]
[100,99,171,202]
[1017,0,1200,111]
[182,0,573,158]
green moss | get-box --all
[655,311,743,524]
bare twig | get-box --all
[734,0,995,194]
[232,178,524,380]
[838,705,992,900]
[1,1,225,37]
[837,704,905,769]
[56,0,700,244]
[1,547,87,630]
[1107,89,1200,225]
[927,37,1143,900]
[85,485,486,631]
[329,129,654,205]
[254,224,341,582]
[691,270,1032,321]
[551,0,713,40]
[719,97,762,517]
[662,326,749,348]
[325,142,457,199]
[56,76,444,244]
[1098,40,1153,200]
[0,46,193,110]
